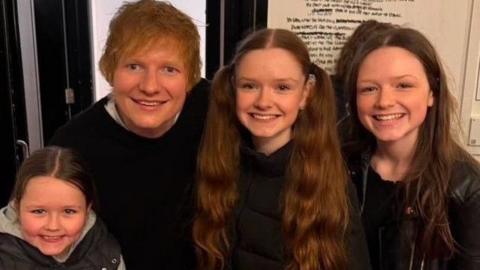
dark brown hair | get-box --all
[193,28,349,270]
[335,20,396,82]
[344,27,479,259]
[11,146,97,211]
[99,0,201,90]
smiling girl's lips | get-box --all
[249,113,281,120]
[373,113,405,121]
[40,235,64,243]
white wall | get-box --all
[89,0,206,100]
[460,1,480,155]
[268,0,480,155]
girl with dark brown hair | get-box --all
[0,146,124,269]
[343,25,480,270]
[193,28,369,270]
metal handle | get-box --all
[16,139,30,160]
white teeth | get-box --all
[42,235,61,240]
[251,113,277,120]
[137,100,161,106]
[374,113,403,121]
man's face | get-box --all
[112,40,189,138]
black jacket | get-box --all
[348,152,480,270]
[230,141,370,270]
[0,217,122,270]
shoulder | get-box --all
[82,217,121,253]
[0,233,24,257]
[190,78,210,96]
[450,160,480,205]
[0,233,52,268]
[183,78,210,113]
[173,78,210,135]
[49,97,110,146]
[73,218,122,269]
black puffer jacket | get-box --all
[348,152,480,270]
[230,141,370,270]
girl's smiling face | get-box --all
[235,48,310,154]
[356,46,434,147]
[18,176,89,257]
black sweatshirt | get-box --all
[49,79,209,269]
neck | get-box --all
[252,137,290,156]
[372,139,416,181]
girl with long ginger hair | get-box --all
[193,28,369,270]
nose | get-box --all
[45,213,60,231]
[139,69,160,95]
[254,88,273,109]
[375,88,395,108]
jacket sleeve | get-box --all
[449,175,480,270]
[346,180,372,270]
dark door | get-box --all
[0,0,93,205]
[0,0,27,205]
[33,0,92,143]
[206,0,268,79]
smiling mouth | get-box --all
[132,98,167,106]
[250,113,279,120]
[373,113,405,121]
[41,235,64,242]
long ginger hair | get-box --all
[344,27,479,259]
[193,28,349,270]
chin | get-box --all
[376,135,404,143]
[40,247,68,256]
[250,131,276,139]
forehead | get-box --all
[121,37,186,63]
[358,46,426,79]
[20,176,86,206]
[237,48,304,78]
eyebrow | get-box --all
[358,74,418,83]
[393,74,418,80]
[22,204,83,209]
[236,77,300,83]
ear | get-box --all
[11,201,21,221]
[427,90,434,107]
[300,76,314,109]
